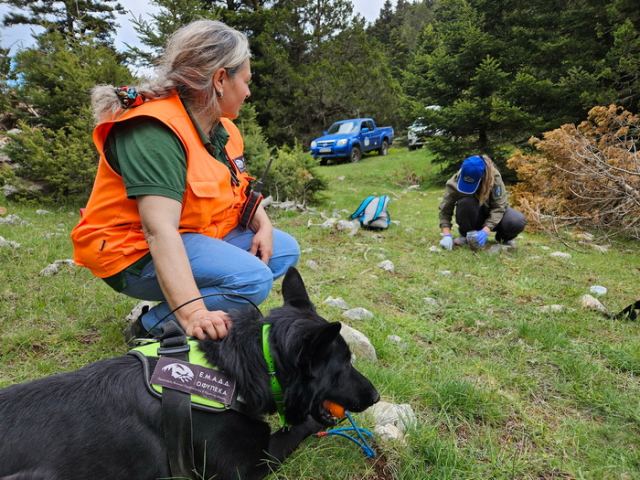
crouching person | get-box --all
[438,154,526,250]
[71,20,300,343]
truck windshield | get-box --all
[328,121,359,134]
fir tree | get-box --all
[299,20,403,142]
[127,0,217,65]
[12,31,132,130]
[0,42,12,129]
[368,0,395,45]
[405,0,532,172]
[1,0,125,43]
[4,30,132,200]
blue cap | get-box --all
[456,155,485,194]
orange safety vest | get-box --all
[71,94,252,278]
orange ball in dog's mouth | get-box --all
[322,400,346,419]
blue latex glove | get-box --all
[476,229,488,247]
[439,234,453,251]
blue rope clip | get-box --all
[317,411,376,458]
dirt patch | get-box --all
[364,450,396,480]
[78,329,101,344]
[536,468,575,479]
[498,416,538,451]
[435,420,475,446]
[412,333,434,348]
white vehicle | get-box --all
[408,106,442,150]
[407,118,429,150]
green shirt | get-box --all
[102,109,231,292]
[104,117,187,202]
[104,116,231,201]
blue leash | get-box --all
[316,411,376,458]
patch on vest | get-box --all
[151,356,236,406]
[493,185,502,197]
[233,156,247,172]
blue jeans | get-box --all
[120,228,300,332]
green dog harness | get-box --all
[130,339,236,412]
[128,321,287,480]
[129,330,286,421]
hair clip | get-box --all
[115,86,145,108]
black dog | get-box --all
[0,268,379,479]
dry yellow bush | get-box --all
[507,105,640,239]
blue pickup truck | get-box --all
[310,118,394,163]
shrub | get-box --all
[11,32,132,130]
[236,103,272,170]
[0,162,15,187]
[3,112,97,202]
[257,144,326,205]
[238,104,326,204]
[507,105,640,239]
[1,31,131,202]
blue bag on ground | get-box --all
[350,195,391,229]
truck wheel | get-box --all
[378,140,389,156]
[349,146,362,163]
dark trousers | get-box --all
[455,197,526,242]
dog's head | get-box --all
[268,268,380,426]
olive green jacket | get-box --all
[438,170,508,230]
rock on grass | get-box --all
[580,294,607,313]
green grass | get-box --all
[1,147,640,479]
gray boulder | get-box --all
[368,401,417,433]
[342,307,373,321]
[580,294,607,313]
[339,322,377,362]
[40,259,75,276]
[323,296,350,310]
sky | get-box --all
[0,1,393,55]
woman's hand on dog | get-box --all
[182,309,231,340]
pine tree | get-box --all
[299,19,403,142]
[1,0,125,43]
[405,0,534,173]
[603,0,640,110]
[12,31,132,130]
[128,0,217,65]
[269,0,353,63]
[0,43,12,129]
[368,0,395,45]
[3,31,132,200]
[368,0,435,77]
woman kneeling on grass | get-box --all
[438,154,526,251]
[71,20,299,343]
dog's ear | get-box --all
[299,322,342,365]
[282,267,313,309]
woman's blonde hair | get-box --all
[476,154,496,204]
[91,20,250,124]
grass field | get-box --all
[1,147,639,479]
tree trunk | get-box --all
[478,128,488,150]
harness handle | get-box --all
[157,319,196,478]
